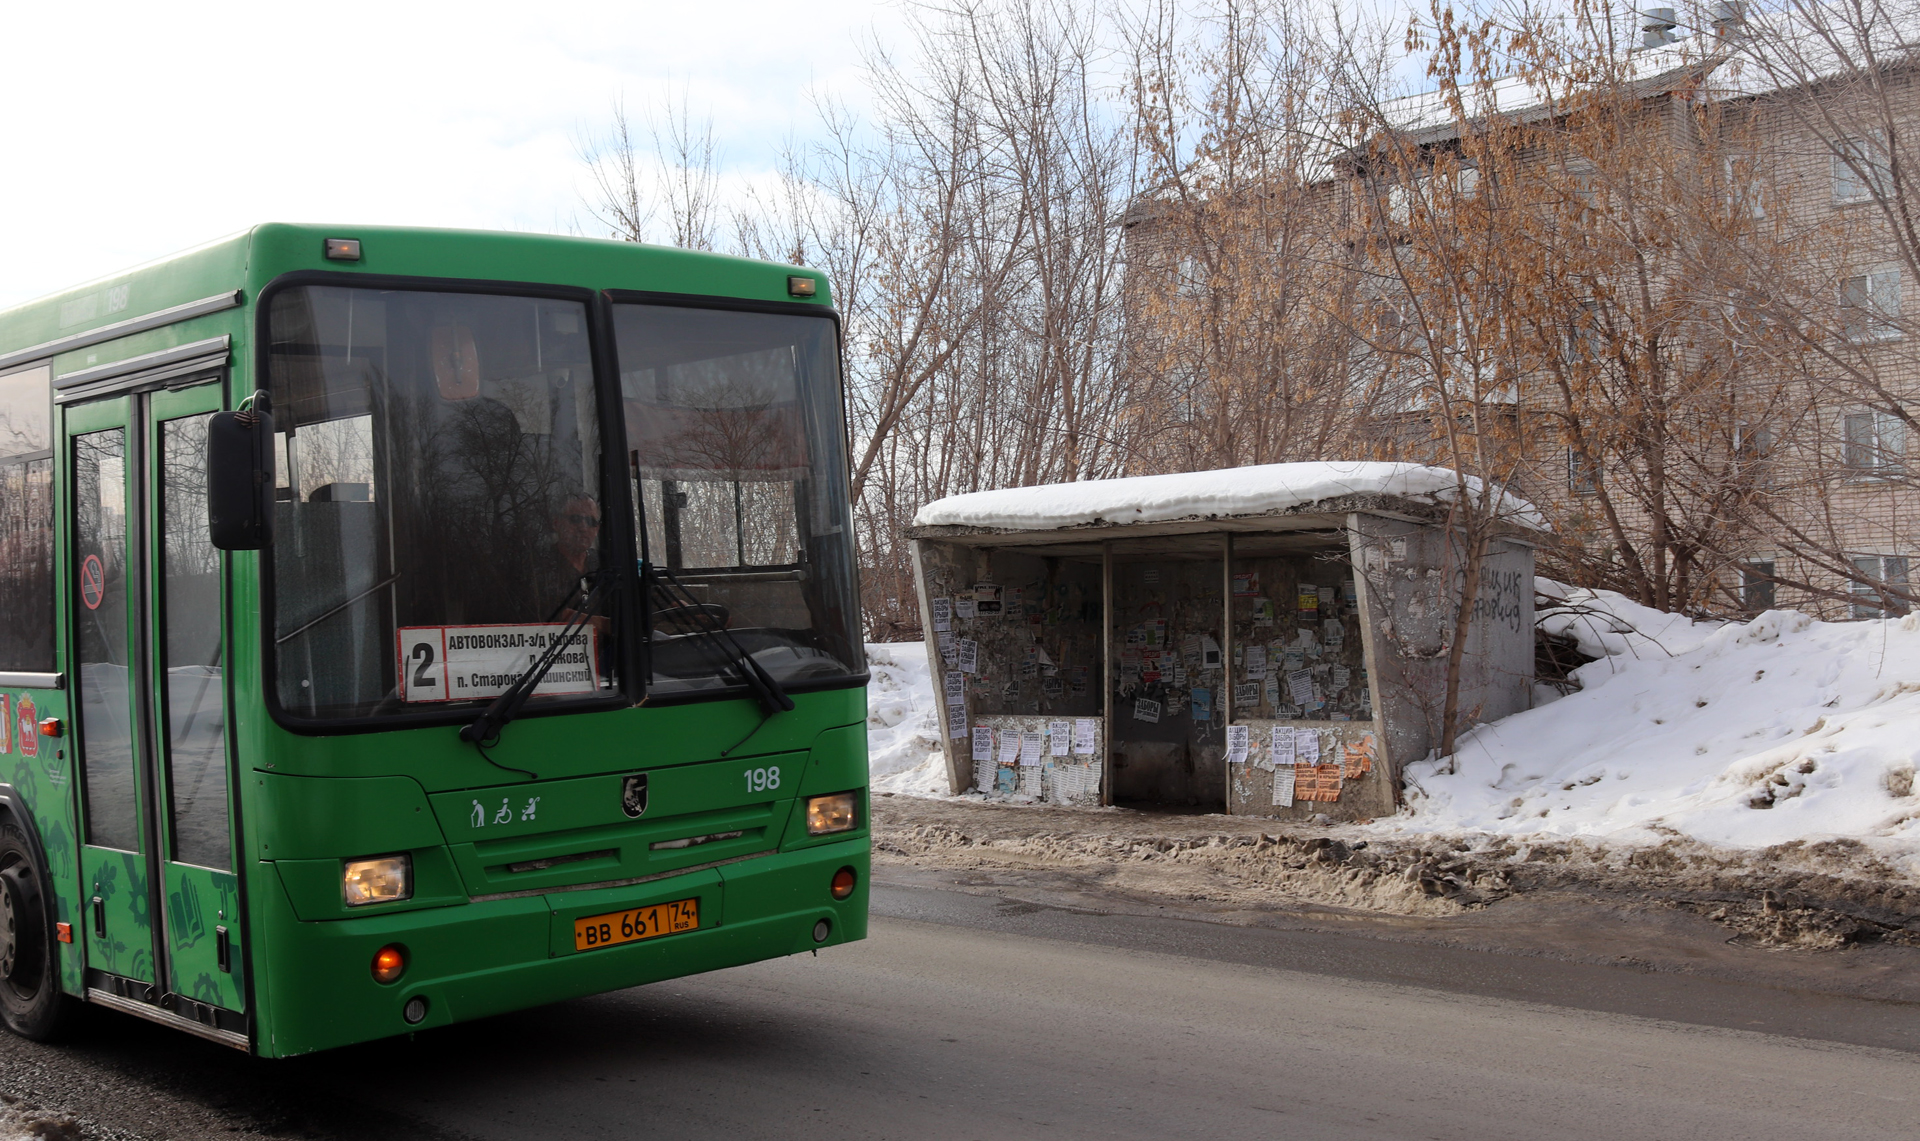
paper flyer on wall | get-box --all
[1287,669,1315,706]
[1271,765,1297,807]
[1073,718,1098,754]
[1296,764,1342,802]
[972,726,995,761]
[955,598,977,620]
[1296,729,1321,764]
[1020,731,1043,766]
[932,597,953,632]
[1226,724,1249,764]
[1134,698,1161,724]
[1049,721,1070,755]
[1271,725,1297,765]
[998,732,1021,766]
[957,638,980,674]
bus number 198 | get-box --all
[745,766,781,793]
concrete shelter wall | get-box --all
[914,540,1104,796]
[1348,515,1535,782]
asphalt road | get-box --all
[5,881,1920,1140]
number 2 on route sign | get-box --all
[79,554,105,610]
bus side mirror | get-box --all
[208,395,275,550]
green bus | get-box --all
[0,225,869,1057]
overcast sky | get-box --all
[2,0,902,310]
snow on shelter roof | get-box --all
[910,462,1549,537]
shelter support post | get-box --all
[1100,540,1113,806]
[1221,531,1234,811]
[911,539,970,796]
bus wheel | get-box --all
[0,820,75,1041]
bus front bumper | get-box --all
[253,837,869,1057]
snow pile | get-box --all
[1387,583,1920,858]
[913,461,1549,533]
[864,643,954,798]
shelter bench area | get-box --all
[907,464,1540,822]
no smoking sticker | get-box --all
[79,555,105,610]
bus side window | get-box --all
[0,364,54,674]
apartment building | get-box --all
[1121,6,1920,620]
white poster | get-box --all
[958,639,980,674]
[998,731,1022,766]
[1073,718,1098,755]
[1271,766,1296,807]
[1245,645,1267,680]
[1297,729,1322,765]
[1271,725,1297,766]
[1134,698,1161,724]
[972,726,995,761]
[1226,724,1249,764]
[1049,721,1070,756]
[932,597,953,632]
[1020,731,1043,767]
[1287,669,1315,707]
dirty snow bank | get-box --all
[864,643,954,799]
[913,461,1549,532]
[1385,582,1920,866]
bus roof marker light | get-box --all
[787,275,816,298]
[324,238,362,261]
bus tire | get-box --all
[0,819,76,1041]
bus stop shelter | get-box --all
[905,462,1543,821]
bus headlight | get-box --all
[805,792,858,836]
[343,855,412,906]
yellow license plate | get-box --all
[573,898,699,952]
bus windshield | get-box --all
[265,285,864,722]
[616,303,864,697]
[268,285,610,720]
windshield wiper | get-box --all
[458,569,615,776]
[646,561,795,722]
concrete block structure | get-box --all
[907,462,1541,820]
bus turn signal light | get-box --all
[37,718,61,737]
[787,275,817,297]
[830,866,856,900]
[805,792,857,836]
[372,944,407,984]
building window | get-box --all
[1725,154,1766,219]
[1833,131,1890,204]
[1841,268,1901,341]
[1742,561,1776,612]
[1567,446,1600,495]
[1842,409,1906,477]
[1850,554,1910,618]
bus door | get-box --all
[67,384,245,1029]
